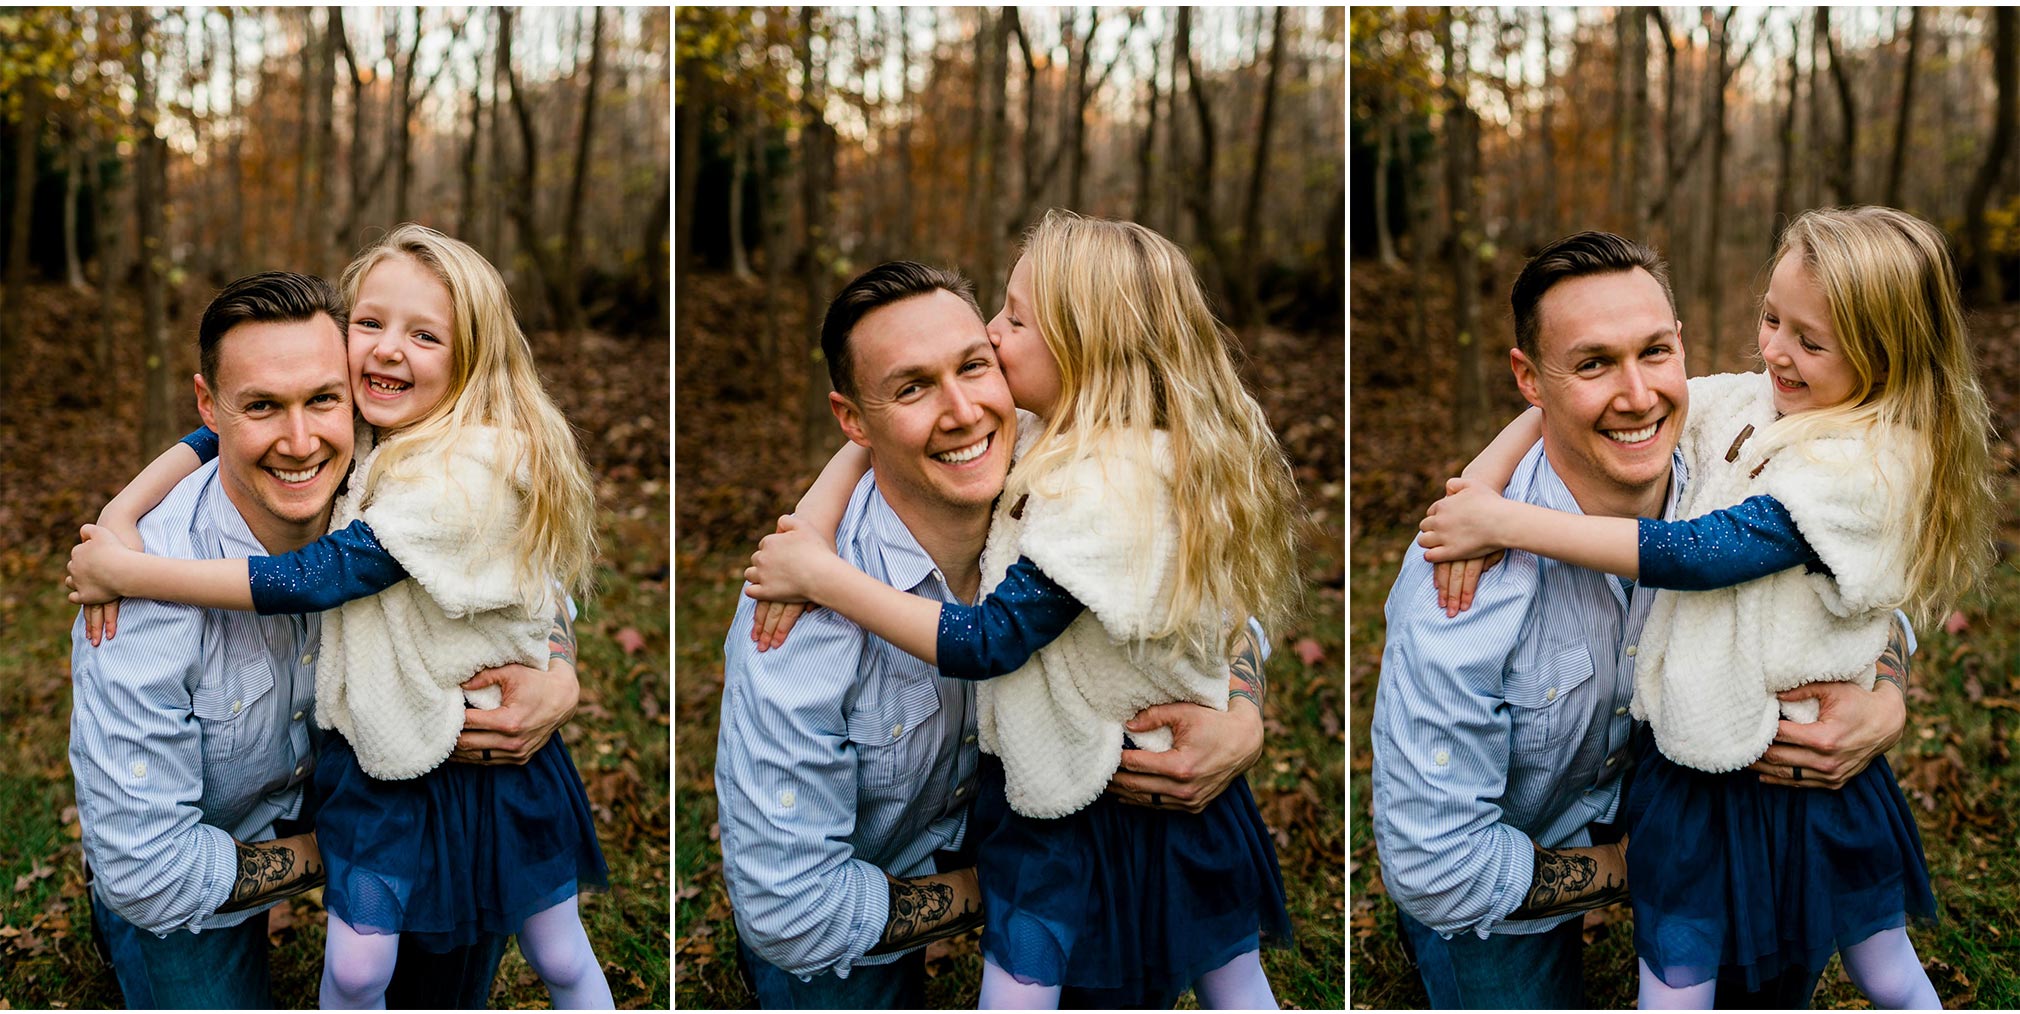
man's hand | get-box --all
[1507,840,1628,920]
[451,598,580,764]
[216,832,325,914]
[1751,617,1910,789]
[1751,678,1906,788]
[1109,698,1264,813]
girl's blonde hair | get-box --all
[1765,206,1996,626]
[341,223,599,605]
[1013,209,1303,655]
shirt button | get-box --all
[1545,686,1557,702]
[891,723,904,739]
[231,699,243,716]
[1615,706,1629,717]
[293,710,305,721]
[1605,756,1618,767]
[131,761,147,778]
[301,653,314,665]
[1626,645,1638,657]
[779,789,796,808]
[293,764,305,777]
[954,785,966,796]
[1432,749,1450,766]
[964,735,977,745]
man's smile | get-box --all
[1603,419,1662,445]
[932,433,992,465]
[263,460,328,486]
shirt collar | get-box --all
[857,473,948,596]
[1524,443,1687,522]
[197,463,275,560]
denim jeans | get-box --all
[91,892,274,1009]
[737,938,927,1009]
[1395,906,1587,1009]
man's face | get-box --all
[831,289,1016,516]
[196,315,355,551]
[1511,268,1687,516]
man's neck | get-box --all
[874,479,991,603]
[1542,442,1670,520]
[219,481,329,556]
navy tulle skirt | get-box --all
[315,732,609,952]
[1624,741,1936,991]
[970,752,1293,1004]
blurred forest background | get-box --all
[1352,7,2020,1008]
[675,6,1346,1008]
[0,7,671,1009]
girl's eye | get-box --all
[1800,337,1822,353]
[356,318,380,330]
[1761,314,1778,328]
[416,332,441,345]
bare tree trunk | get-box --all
[296,8,315,260]
[964,8,988,250]
[1806,10,1825,210]
[1181,9,1238,313]
[314,8,337,271]
[728,101,753,280]
[894,7,914,253]
[1885,7,1925,208]
[1164,8,1187,240]
[1701,9,1732,370]
[558,5,607,335]
[1441,10,1486,447]
[975,7,1011,314]
[487,7,508,260]
[460,46,484,240]
[1774,16,1800,251]
[1539,11,1558,241]
[134,9,177,457]
[0,84,41,379]
[63,138,86,290]
[1967,7,2017,303]
[1822,9,1858,204]
[1134,19,1163,224]
[1373,102,1398,267]
[392,9,420,225]
[1623,8,1649,236]
[1238,5,1287,323]
[1402,114,1428,349]
[799,6,837,465]
[1064,8,1096,212]
[675,44,702,329]
[93,133,119,371]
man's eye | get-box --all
[896,383,924,399]
[244,401,275,412]
[312,393,343,404]
[1576,359,1604,372]
[1644,345,1672,358]
[963,359,992,373]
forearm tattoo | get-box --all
[1874,619,1909,694]
[1228,625,1267,712]
[217,838,324,914]
[872,876,982,954]
[1511,846,1626,920]
[549,599,578,668]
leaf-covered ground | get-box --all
[1349,257,2020,1008]
[0,282,671,1009]
[673,270,1346,1008]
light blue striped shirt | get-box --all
[715,470,979,979]
[69,461,320,935]
[1372,441,1681,938]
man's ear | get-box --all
[1510,348,1545,409]
[1674,319,1686,366]
[194,373,217,430]
[830,391,872,449]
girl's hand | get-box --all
[67,524,136,617]
[1417,477,1517,564]
[745,515,844,605]
[1431,551,1505,618]
[750,601,810,652]
[80,521,145,644]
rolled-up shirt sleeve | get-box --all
[1370,550,1538,937]
[715,594,890,978]
[68,601,238,934]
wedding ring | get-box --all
[1151,792,1162,807]
[1792,766,1803,781]
[483,748,493,762]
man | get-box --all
[716,262,1269,1008]
[1370,233,1911,1008]
[69,272,580,1008]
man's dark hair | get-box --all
[1509,232,1676,359]
[820,261,983,398]
[198,272,349,386]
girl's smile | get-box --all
[348,254,456,431]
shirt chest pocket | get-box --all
[191,653,277,761]
[1506,643,1595,757]
[847,659,945,791]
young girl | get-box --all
[66,225,614,1009]
[1416,206,1995,1009]
[743,211,1301,1009]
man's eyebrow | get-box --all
[235,378,349,402]
[1564,327,1676,359]
[872,339,994,390]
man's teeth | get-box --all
[271,464,322,483]
[934,436,990,463]
[1606,423,1660,444]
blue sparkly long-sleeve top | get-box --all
[179,426,408,614]
[1636,494,1827,591]
[933,555,1084,681]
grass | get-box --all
[673,544,1347,1009]
[0,498,672,1009]
[1349,528,2020,1009]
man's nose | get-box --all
[1616,361,1657,415]
[941,379,985,429]
[276,407,319,458]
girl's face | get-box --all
[985,256,1063,418]
[348,254,455,431]
[1758,251,1861,416]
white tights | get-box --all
[976,949,1276,1010]
[320,894,614,1010]
[1637,927,1938,1011]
